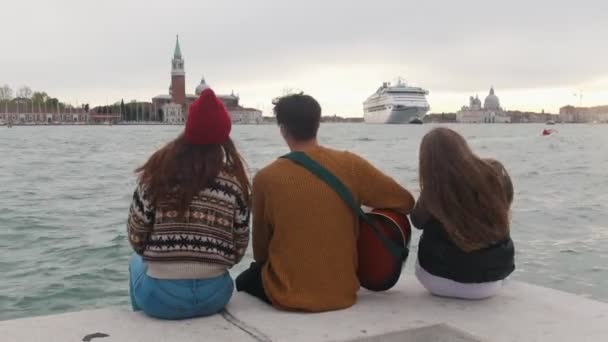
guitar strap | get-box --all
[280,151,408,262]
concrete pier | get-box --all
[1,279,607,341]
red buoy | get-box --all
[542,129,557,136]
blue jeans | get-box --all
[129,254,233,320]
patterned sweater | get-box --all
[127,171,250,279]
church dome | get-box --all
[484,87,500,110]
[195,77,209,95]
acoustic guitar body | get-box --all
[357,209,411,291]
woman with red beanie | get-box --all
[127,88,250,319]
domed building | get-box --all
[194,77,263,124]
[194,77,209,95]
[152,36,262,124]
[457,87,510,123]
[469,95,482,110]
[484,87,501,111]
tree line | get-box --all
[0,84,163,121]
[94,100,163,122]
[0,84,86,111]
[1,84,163,121]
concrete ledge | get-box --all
[1,279,607,341]
[350,325,481,342]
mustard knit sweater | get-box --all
[252,145,414,312]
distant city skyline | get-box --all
[1,0,607,117]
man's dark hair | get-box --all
[273,93,321,141]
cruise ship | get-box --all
[363,79,430,124]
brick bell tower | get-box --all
[171,35,186,106]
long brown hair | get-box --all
[136,134,250,217]
[419,127,513,252]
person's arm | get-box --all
[127,184,155,255]
[252,172,272,264]
[352,153,415,214]
[233,186,251,264]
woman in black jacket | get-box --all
[412,127,515,299]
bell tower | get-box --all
[171,35,186,106]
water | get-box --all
[1,124,607,321]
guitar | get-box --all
[358,209,411,291]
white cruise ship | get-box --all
[363,79,430,124]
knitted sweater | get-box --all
[127,171,250,279]
[252,145,415,312]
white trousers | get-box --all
[415,261,505,300]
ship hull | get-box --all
[364,107,429,124]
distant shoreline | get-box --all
[2,121,605,127]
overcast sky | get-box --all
[1,0,607,116]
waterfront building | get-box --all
[88,106,121,124]
[0,98,88,124]
[559,105,608,123]
[507,110,558,123]
[202,84,262,124]
[423,113,458,123]
[162,103,184,124]
[152,36,262,124]
[457,87,511,123]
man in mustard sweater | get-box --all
[236,93,415,312]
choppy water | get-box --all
[1,124,607,321]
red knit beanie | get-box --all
[185,88,232,145]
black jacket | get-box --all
[411,204,515,284]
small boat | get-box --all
[542,128,557,136]
[409,117,423,124]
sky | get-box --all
[1,0,607,117]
